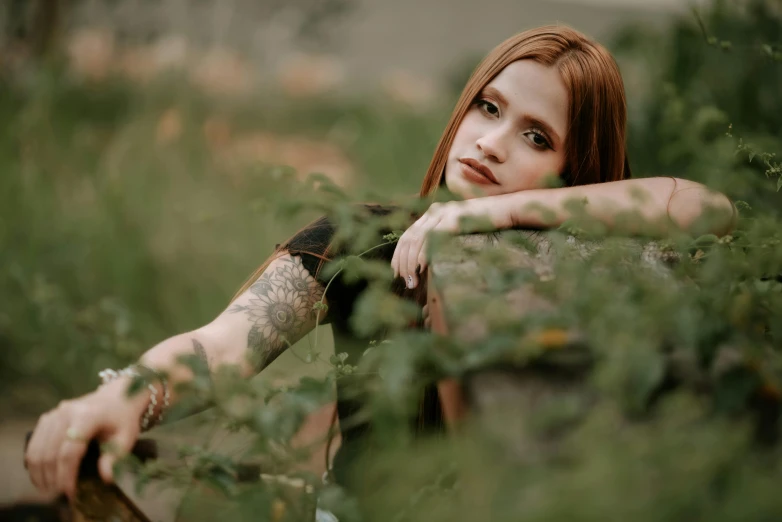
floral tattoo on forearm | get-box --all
[229,255,324,372]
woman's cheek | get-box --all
[499,154,544,192]
[525,155,565,190]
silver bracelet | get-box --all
[99,365,170,431]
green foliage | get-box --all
[3,0,782,519]
[612,0,782,213]
[0,68,443,409]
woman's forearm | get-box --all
[488,177,736,236]
[136,330,223,407]
[136,252,328,408]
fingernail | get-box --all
[407,276,415,289]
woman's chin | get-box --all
[445,176,492,200]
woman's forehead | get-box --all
[484,60,569,139]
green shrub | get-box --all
[3,0,782,519]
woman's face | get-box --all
[445,60,569,200]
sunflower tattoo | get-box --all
[229,255,324,371]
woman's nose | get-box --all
[476,129,508,163]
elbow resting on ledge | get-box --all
[667,179,738,237]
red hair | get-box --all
[419,25,631,197]
[234,26,631,301]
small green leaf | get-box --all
[383,231,403,242]
[693,234,720,248]
[126,375,147,397]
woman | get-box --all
[24,25,735,499]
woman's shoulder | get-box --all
[286,203,397,240]
[282,203,400,273]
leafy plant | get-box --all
[3,0,782,520]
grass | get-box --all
[0,68,452,413]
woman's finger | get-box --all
[410,214,441,288]
[422,304,431,329]
[395,233,413,288]
[416,238,429,275]
[98,428,138,484]
[402,215,435,288]
[403,220,428,289]
[391,239,401,278]
[57,435,90,498]
[404,229,424,289]
[392,212,426,278]
[401,229,424,288]
[39,411,69,493]
[56,412,95,499]
[25,413,51,491]
[395,226,418,287]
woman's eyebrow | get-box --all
[482,86,562,147]
[482,86,509,107]
[525,116,561,146]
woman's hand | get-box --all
[422,303,431,329]
[24,378,149,499]
[391,199,497,289]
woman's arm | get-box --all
[25,253,326,497]
[141,253,327,401]
[392,177,736,288]
[489,177,736,236]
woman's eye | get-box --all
[525,131,550,149]
[477,100,499,117]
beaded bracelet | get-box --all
[99,364,170,431]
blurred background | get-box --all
[1,0,780,513]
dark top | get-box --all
[284,204,443,488]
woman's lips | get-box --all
[459,158,500,185]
